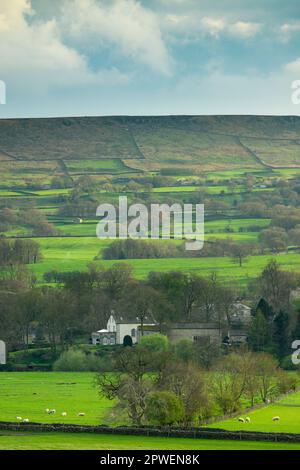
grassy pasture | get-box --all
[131,126,259,171]
[0,372,114,426]
[0,161,60,188]
[64,158,133,174]
[1,372,300,449]
[29,238,300,285]
[0,432,299,450]
[209,391,300,434]
[49,216,269,238]
[241,137,300,168]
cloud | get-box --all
[0,0,129,93]
[230,21,262,38]
[200,17,226,37]
[285,57,300,74]
[62,0,172,76]
[280,22,300,42]
[281,22,300,34]
[163,13,262,40]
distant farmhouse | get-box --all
[91,302,251,347]
[91,312,157,346]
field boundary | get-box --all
[1,422,300,443]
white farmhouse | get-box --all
[0,340,6,365]
[91,312,156,346]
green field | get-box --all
[0,432,299,450]
[1,372,300,450]
[30,243,300,286]
[209,391,300,434]
[64,158,133,174]
[1,372,300,434]
[0,372,114,426]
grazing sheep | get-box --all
[272,416,280,421]
[78,412,85,417]
[16,417,22,421]
[23,418,29,423]
[61,412,67,417]
[238,417,245,423]
[245,417,251,423]
[47,409,56,414]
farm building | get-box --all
[168,322,221,344]
[91,302,250,346]
[91,312,157,345]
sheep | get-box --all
[47,409,56,414]
[78,412,85,417]
[16,417,22,421]
[61,412,67,417]
[245,417,251,423]
[272,416,280,421]
[23,418,29,423]
[238,417,245,423]
[45,409,50,413]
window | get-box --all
[131,328,136,338]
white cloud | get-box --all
[200,17,226,37]
[62,0,172,76]
[281,22,300,34]
[0,0,129,93]
[285,57,300,74]
[280,22,300,42]
[230,21,262,38]
[163,12,262,40]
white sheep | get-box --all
[16,417,22,421]
[61,412,67,417]
[245,417,251,423]
[272,416,280,421]
[23,418,29,423]
[238,417,245,423]
[78,412,85,417]
[48,409,56,414]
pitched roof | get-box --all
[112,312,156,325]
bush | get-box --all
[172,338,195,363]
[139,334,169,354]
[280,355,300,371]
[53,349,103,372]
[145,391,184,426]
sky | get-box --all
[0,0,300,118]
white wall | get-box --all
[117,323,141,345]
[0,340,6,365]
[107,315,117,333]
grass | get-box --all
[65,158,132,174]
[1,372,300,449]
[29,244,300,286]
[0,432,299,450]
[209,391,300,434]
[0,372,114,426]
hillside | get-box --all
[0,115,300,171]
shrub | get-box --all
[145,391,184,426]
[172,338,195,363]
[53,349,103,372]
[139,334,169,354]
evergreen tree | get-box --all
[248,310,273,352]
[255,298,274,320]
[293,310,300,341]
[273,311,290,360]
